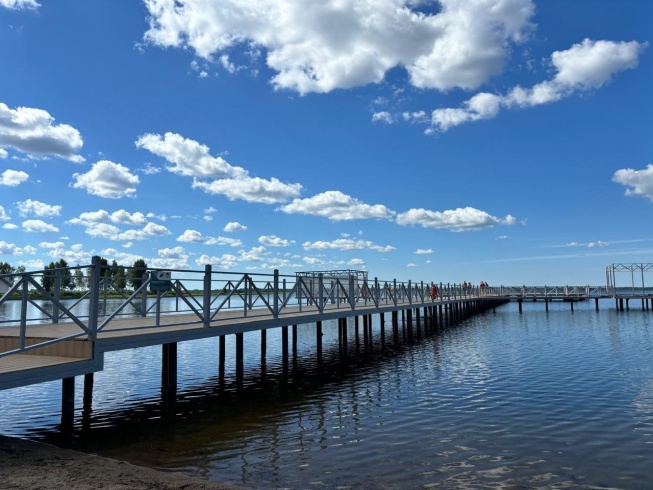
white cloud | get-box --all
[2,223,18,230]
[16,199,61,217]
[303,238,395,253]
[21,219,59,233]
[0,0,40,9]
[280,190,396,221]
[414,248,433,254]
[396,207,517,232]
[259,235,294,247]
[109,210,148,225]
[613,164,653,201]
[0,148,7,158]
[192,176,302,204]
[196,253,239,270]
[72,160,140,198]
[0,169,29,186]
[177,229,242,247]
[372,112,394,124]
[0,102,84,161]
[143,0,534,94]
[224,221,247,232]
[0,240,37,255]
[136,132,246,179]
[0,205,9,221]
[429,38,647,131]
[177,229,205,243]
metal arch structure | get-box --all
[606,263,653,295]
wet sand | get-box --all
[0,435,243,490]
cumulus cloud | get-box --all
[429,38,647,131]
[71,160,140,198]
[0,205,9,221]
[224,221,247,232]
[0,240,38,255]
[259,235,294,247]
[0,169,29,186]
[177,229,242,247]
[196,253,239,270]
[0,0,40,9]
[136,132,246,179]
[303,238,395,252]
[280,190,396,221]
[613,164,653,201]
[22,219,59,233]
[414,248,433,254]
[142,0,534,94]
[0,102,84,161]
[192,176,302,204]
[396,206,517,232]
[16,199,61,217]
[137,132,302,203]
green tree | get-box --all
[41,259,75,293]
[128,259,148,290]
[74,265,86,290]
[0,262,25,276]
[55,258,75,291]
[114,265,127,290]
[41,262,56,293]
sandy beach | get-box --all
[0,435,243,490]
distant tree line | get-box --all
[0,258,149,294]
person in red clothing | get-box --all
[431,282,438,299]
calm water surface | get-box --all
[1,299,652,489]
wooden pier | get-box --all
[1,259,650,430]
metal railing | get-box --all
[4,256,617,360]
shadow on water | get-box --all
[43,313,458,456]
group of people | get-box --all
[428,281,490,300]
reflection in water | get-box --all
[1,300,653,488]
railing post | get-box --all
[53,268,61,323]
[273,269,279,319]
[244,274,249,317]
[203,264,212,327]
[349,274,355,309]
[19,276,28,349]
[87,255,101,341]
[393,279,397,306]
[375,277,379,304]
[318,273,324,312]
[140,272,147,317]
[408,280,412,304]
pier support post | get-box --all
[341,318,348,366]
[363,315,369,354]
[162,342,178,411]
[260,329,267,384]
[82,372,94,429]
[316,321,323,372]
[61,377,75,432]
[219,336,226,390]
[236,333,244,392]
[282,326,289,380]
[380,312,385,351]
[292,325,298,373]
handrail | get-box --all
[0,257,632,361]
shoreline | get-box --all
[0,435,244,490]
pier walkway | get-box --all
[0,258,649,429]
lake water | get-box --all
[1,298,652,489]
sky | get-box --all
[0,0,652,287]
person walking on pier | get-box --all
[431,282,438,300]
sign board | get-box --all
[149,271,172,292]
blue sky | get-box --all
[0,0,651,286]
